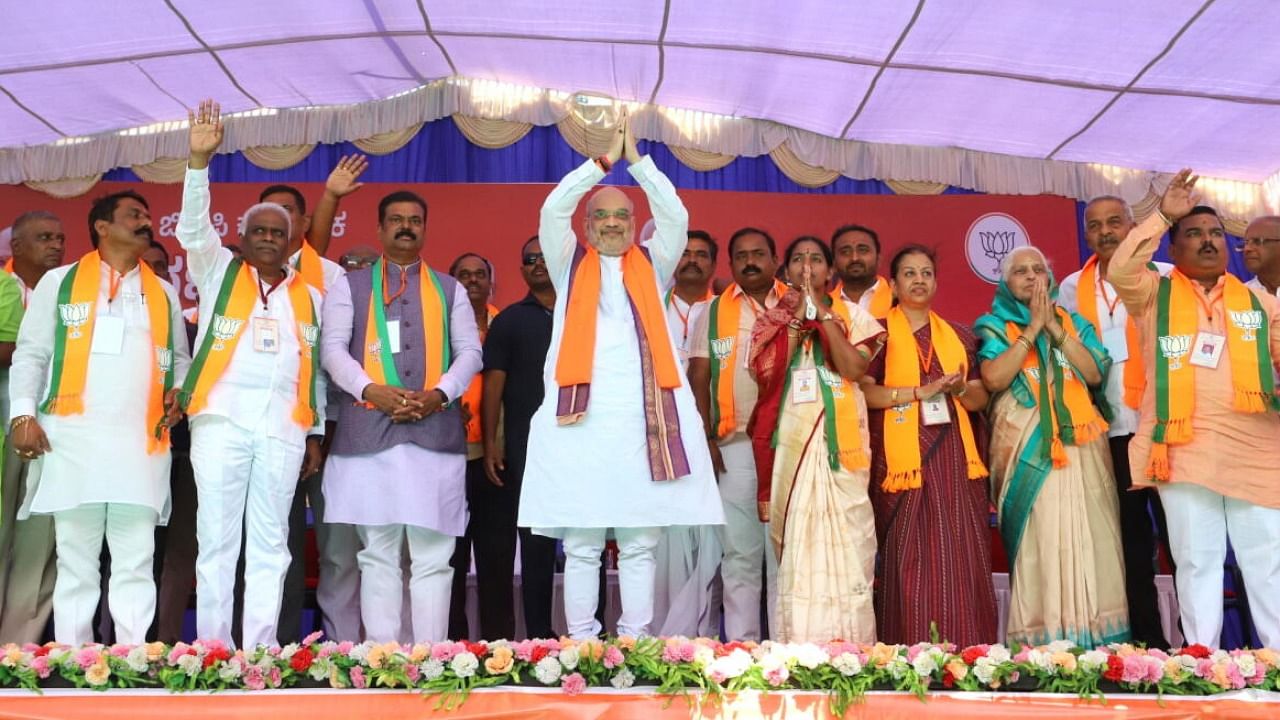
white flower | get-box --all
[308,660,329,682]
[1236,655,1257,678]
[794,644,829,670]
[1210,650,1229,663]
[559,646,579,670]
[217,662,243,682]
[278,643,298,661]
[534,656,562,685]
[48,647,72,663]
[421,659,445,681]
[450,652,478,678]
[177,654,202,676]
[1026,649,1053,672]
[889,659,909,680]
[972,657,997,685]
[692,644,715,668]
[911,652,938,677]
[610,667,635,689]
[1046,640,1075,654]
[1078,650,1108,670]
[705,649,754,681]
[831,652,863,676]
[125,646,150,673]
[348,642,372,662]
[987,646,1012,664]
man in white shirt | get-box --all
[178,100,326,649]
[1058,195,1173,648]
[9,190,191,645]
[1242,216,1280,297]
[518,116,724,639]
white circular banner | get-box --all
[965,212,1031,284]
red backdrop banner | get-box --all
[0,182,1079,323]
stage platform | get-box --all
[1,687,1277,719]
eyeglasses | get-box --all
[590,208,632,222]
[522,252,545,266]
[1233,237,1280,251]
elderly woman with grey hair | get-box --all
[975,245,1130,648]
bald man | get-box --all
[517,117,724,639]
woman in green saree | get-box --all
[976,246,1130,647]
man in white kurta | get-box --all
[518,121,724,639]
[178,102,327,649]
[9,191,190,645]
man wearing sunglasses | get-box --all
[518,114,723,640]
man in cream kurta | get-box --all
[519,119,723,639]
[1109,171,1280,649]
[179,101,327,649]
[9,191,191,645]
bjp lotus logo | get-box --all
[965,213,1030,284]
[367,340,383,358]
[1230,310,1262,342]
[155,346,173,373]
[1159,334,1191,370]
[211,315,243,351]
[58,302,91,338]
[711,336,734,361]
[299,322,319,349]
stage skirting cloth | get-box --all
[0,688,1276,719]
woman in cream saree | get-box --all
[748,237,885,643]
[977,247,1130,647]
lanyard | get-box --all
[915,338,935,374]
[1096,274,1123,319]
[382,261,409,306]
[257,272,286,311]
[106,268,123,303]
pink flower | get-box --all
[31,656,50,679]
[764,666,788,687]
[561,672,586,695]
[349,666,367,689]
[269,666,282,687]
[335,641,354,655]
[431,643,458,662]
[1121,654,1150,683]
[109,645,132,658]
[244,665,266,691]
[406,663,421,682]
[302,631,324,646]
[75,648,100,670]
[678,644,696,663]
[1194,658,1215,679]
[511,641,532,662]
[661,645,680,663]
[603,646,625,669]
[1012,649,1032,664]
[1226,663,1246,690]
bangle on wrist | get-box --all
[1155,208,1173,227]
[596,155,613,172]
[891,388,899,403]
[10,415,34,431]
[912,387,919,401]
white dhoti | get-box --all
[191,415,304,649]
[1160,482,1280,648]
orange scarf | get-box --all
[462,304,499,444]
[831,276,892,319]
[1077,257,1143,409]
[555,245,680,424]
[293,242,326,294]
[708,281,786,439]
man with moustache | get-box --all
[1242,216,1280,298]
[651,229,721,637]
[831,224,892,319]
[0,210,66,642]
[320,189,482,643]
[1059,196,1173,648]
[688,227,786,641]
[178,100,327,648]
[519,116,723,639]
[1110,170,1280,649]
[476,237,566,639]
[447,251,497,639]
[10,189,191,645]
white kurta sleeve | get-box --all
[176,166,233,297]
[166,281,193,388]
[539,159,606,287]
[628,155,690,284]
[308,285,328,434]
[8,268,64,420]
[319,274,372,399]
[436,283,483,403]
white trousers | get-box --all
[301,474,363,641]
[52,503,157,645]
[563,526,661,639]
[1160,482,1280,648]
[192,416,304,649]
[717,437,778,641]
[357,524,455,643]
